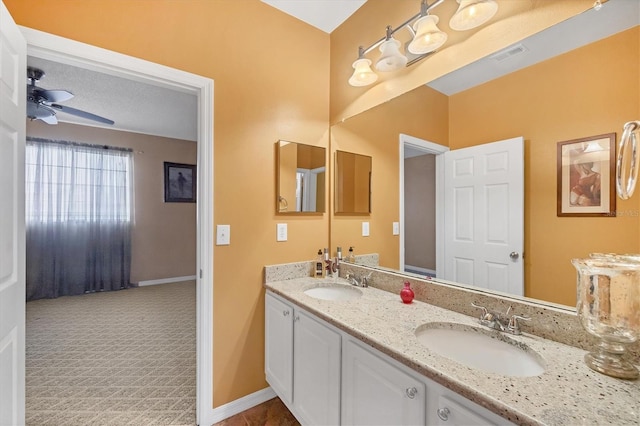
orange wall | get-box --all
[330,85,449,267]
[5,0,330,407]
[449,27,640,306]
[27,121,197,284]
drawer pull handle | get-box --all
[294,315,300,322]
[283,310,289,316]
[437,407,451,421]
[405,387,418,399]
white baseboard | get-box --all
[137,275,197,287]
[404,265,436,276]
[204,387,277,425]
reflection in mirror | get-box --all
[335,150,372,214]
[330,1,640,309]
[277,140,326,213]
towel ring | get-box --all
[616,121,640,199]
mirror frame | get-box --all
[276,140,326,215]
[334,150,372,215]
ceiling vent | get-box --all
[490,43,528,62]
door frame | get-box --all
[398,133,448,276]
[20,27,215,424]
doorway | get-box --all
[399,133,448,277]
[21,26,215,424]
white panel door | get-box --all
[264,293,293,405]
[444,137,523,295]
[293,309,341,426]
[0,2,26,425]
[342,338,426,426]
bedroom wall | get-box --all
[26,121,197,285]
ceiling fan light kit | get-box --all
[348,0,499,87]
[26,66,115,125]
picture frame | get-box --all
[164,162,196,203]
[557,133,615,217]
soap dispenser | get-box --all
[347,246,355,263]
[315,249,324,278]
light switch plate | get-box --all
[216,224,230,245]
[277,223,287,242]
[362,221,370,237]
[393,222,400,235]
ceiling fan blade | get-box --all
[50,104,115,125]
[40,114,58,125]
[36,88,74,103]
[27,101,55,119]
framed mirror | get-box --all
[329,1,640,309]
[276,140,326,214]
[335,150,372,214]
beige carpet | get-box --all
[25,281,196,426]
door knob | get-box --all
[509,251,520,260]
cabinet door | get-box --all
[293,309,341,426]
[342,338,426,426]
[265,293,294,405]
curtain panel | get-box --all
[25,138,133,301]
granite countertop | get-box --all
[265,277,640,426]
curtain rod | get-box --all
[26,137,133,153]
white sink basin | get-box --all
[304,284,362,301]
[415,323,545,377]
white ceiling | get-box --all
[261,0,367,33]
[27,0,637,144]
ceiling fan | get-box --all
[26,66,115,125]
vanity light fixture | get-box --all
[348,0,498,87]
[408,14,448,55]
[348,50,378,86]
[375,27,408,72]
[449,0,499,31]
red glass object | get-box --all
[400,281,414,304]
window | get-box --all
[25,139,133,223]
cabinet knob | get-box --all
[283,310,289,316]
[405,387,418,399]
[294,315,300,322]
[437,407,451,421]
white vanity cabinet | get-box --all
[265,292,341,425]
[265,290,512,426]
[342,337,426,425]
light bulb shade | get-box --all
[375,38,408,72]
[408,15,448,55]
[348,58,378,87]
[449,0,498,31]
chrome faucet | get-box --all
[345,271,372,288]
[471,302,530,335]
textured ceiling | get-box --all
[26,56,198,142]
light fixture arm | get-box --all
[356,0,445,58]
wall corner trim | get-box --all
[206,387,277,425]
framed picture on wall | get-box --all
[557,133,615,217]
[164,162,197,203]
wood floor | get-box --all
[213,397,299,426]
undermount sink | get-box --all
[303,283,362,301]
[415,323,545,377]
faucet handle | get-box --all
[507,314,530,335]
[471,302,493,321]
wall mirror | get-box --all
[335,150,372,214]
[277,140,326,214]
[329,1,640,309]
